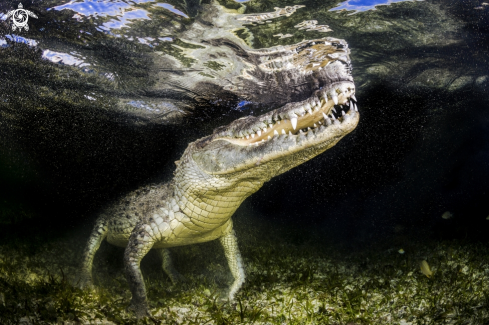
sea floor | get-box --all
[1,211,488,325]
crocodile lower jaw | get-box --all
[218,81,357,146]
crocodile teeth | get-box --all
[322,112,328,120]
[246,135,249,139]
[281,129,286,134]
[332,95,338,105]
[257,130,262,136]
[268,136,271,140]
[290,117,298,130]
[274,130,279,136]
[332,108,337,113]
[277,120,281,124]
[313,123,317,128]
[351,94,357,102]
[251,134,255,138]
[263,128,267,132]
[289,131,293,136]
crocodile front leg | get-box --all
[220,230,245,301]
[124,222,156,318]
[78,216,108,288]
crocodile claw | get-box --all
[167,270,187,285]
[127,300,153,320]
[76,272,94,290]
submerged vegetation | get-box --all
[0,211,488,325]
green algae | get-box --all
[0,211,488,324]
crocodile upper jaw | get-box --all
[189,79,359,176]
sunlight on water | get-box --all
[52,0,189,21]
[41,50,89,67]
[103,9,151,30]
[52,0,154,17]
[52,0,153,36]
[157,3,189,18]
[330,0,424,13]
[3,35,38,47]
[50,0,189,41]
[52,0,153,30]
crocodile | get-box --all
[77,2,359,319]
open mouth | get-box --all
[216,81,357,146]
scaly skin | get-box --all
[79,89,360,318]
[79,11,360,316]
[79,152,259,316]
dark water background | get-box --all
[0,0,489,251]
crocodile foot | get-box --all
[217,289,235,303]
[127,300,152,319]
[168,271,187,285]
[76,272,94,289]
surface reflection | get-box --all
[52,0,154,17]
[41,49,89,67]
[52,0,153,31]
[156,3,189,18]
[331,0,424,13]
[3,34,38,47]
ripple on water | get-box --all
[41,50,89,67]
[330,0,424,14]
[49,0,185,46]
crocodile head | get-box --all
[172,35,359,214]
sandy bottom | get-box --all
[1,211,488,325]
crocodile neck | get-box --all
[172,148,264,229]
